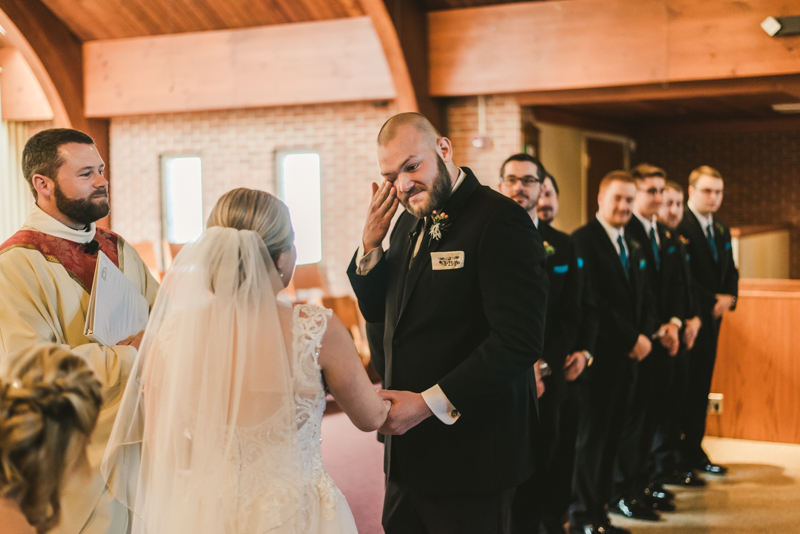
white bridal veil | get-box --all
[102,227,304,533]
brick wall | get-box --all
[447,95,523,187]
[635,130,800,278]
[109,101,397,296]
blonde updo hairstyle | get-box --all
[0,344,102,533]
[207,188,294,264]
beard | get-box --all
[537,206,554,223]
[54,180,110,226]
[399,155,452,218]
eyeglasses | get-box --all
[502,176,542,186]
[640,187,665,196]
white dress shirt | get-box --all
[687,200,714,237]
[596,213,629,258]
[355,168,466,425]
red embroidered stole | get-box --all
[0,228,123,294]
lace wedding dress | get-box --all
[102,228,359,534]
[228,305,358,533]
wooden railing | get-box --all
[710,279,800,444]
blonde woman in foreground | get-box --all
[103,188,388,534]
[0,344,103,534]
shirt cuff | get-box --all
[355,246,384,275]
[669,317,683,329]
[421,384,460,425]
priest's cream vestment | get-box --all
[0,205,158,534]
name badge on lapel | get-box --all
[431,251,465,270]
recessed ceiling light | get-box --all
[772,103,800,114]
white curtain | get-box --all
[0,120,32,242]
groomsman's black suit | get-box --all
[650,235,698,481]
[677,208,738,468]
[613,215,686,502]
[513,221,583,531]
[348,168,549,531]
[569,217,656,528]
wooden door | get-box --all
[585,138,626,220]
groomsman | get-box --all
[650,181,705,487]
[348,113,549,534]
[569,171,656,534]
[497,155,583,533]
[610,164,685,520]
[677,166,738,475]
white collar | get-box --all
[22,204,97,244]
[532,215,539,229]
[688,200,713,230]
[596,213,624,241]
[633,211,656,236]
[452,168,466,193]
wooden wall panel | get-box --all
[84,17,396,117]
[710,279,800,444]
[429,0,800,96]
[0,48,54,121]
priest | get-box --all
[0,128,158,534]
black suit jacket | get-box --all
[538,222,582,403]
[572,218,656,379]
[677,209,739,328]
[625,216,686,326]
[347,168,548,494]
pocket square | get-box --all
[725,242,732,250]
[552,264,569,274]
[639,258,647,269]
[431,251,465,270]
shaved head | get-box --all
[378,112,441,148]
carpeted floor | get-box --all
[321,411,385,534]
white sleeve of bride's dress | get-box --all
[421,384,461,425]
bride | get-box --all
[102,188,388,533]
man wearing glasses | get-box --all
[498,154,583,533]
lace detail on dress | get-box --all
[227,304,338,532]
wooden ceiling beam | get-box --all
[515,75,800,107]
[360,0,446,132]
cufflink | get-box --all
[450,409,460,419]
[583,351,594,367]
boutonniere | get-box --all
[428,210,450,244]
[665,230,671,240]
[679,235,690,245]
[715,222,725,236]
[543,240,556,258]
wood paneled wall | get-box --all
[710,279,800,444]
[429,0,800,96]
[83,17,396,117]
[0,48,53,121]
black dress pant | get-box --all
[650,346,688,480]
[679,317,720,467]
[612,346,671,501]
[383,477,516,534]
[539,383,580,532]
[512,376,559,533]
[570,359,635,527]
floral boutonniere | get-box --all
[665,230,671,240]
[679,235,690,245]
[428,210,450,244]
[543,240,556,258]
[715,222,725,236]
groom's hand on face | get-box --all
[377,390,433,435]
[362,181,399,253]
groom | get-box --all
[348,113,548,533]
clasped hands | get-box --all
[377,390,433,435]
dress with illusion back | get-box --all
[228,304,358,533]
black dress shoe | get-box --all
[643,483,674,501]
[661,469,706,487]
[698,462,728,475]
[641,493,676,512]
[569,523,631,534]
[609,498,661,521]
